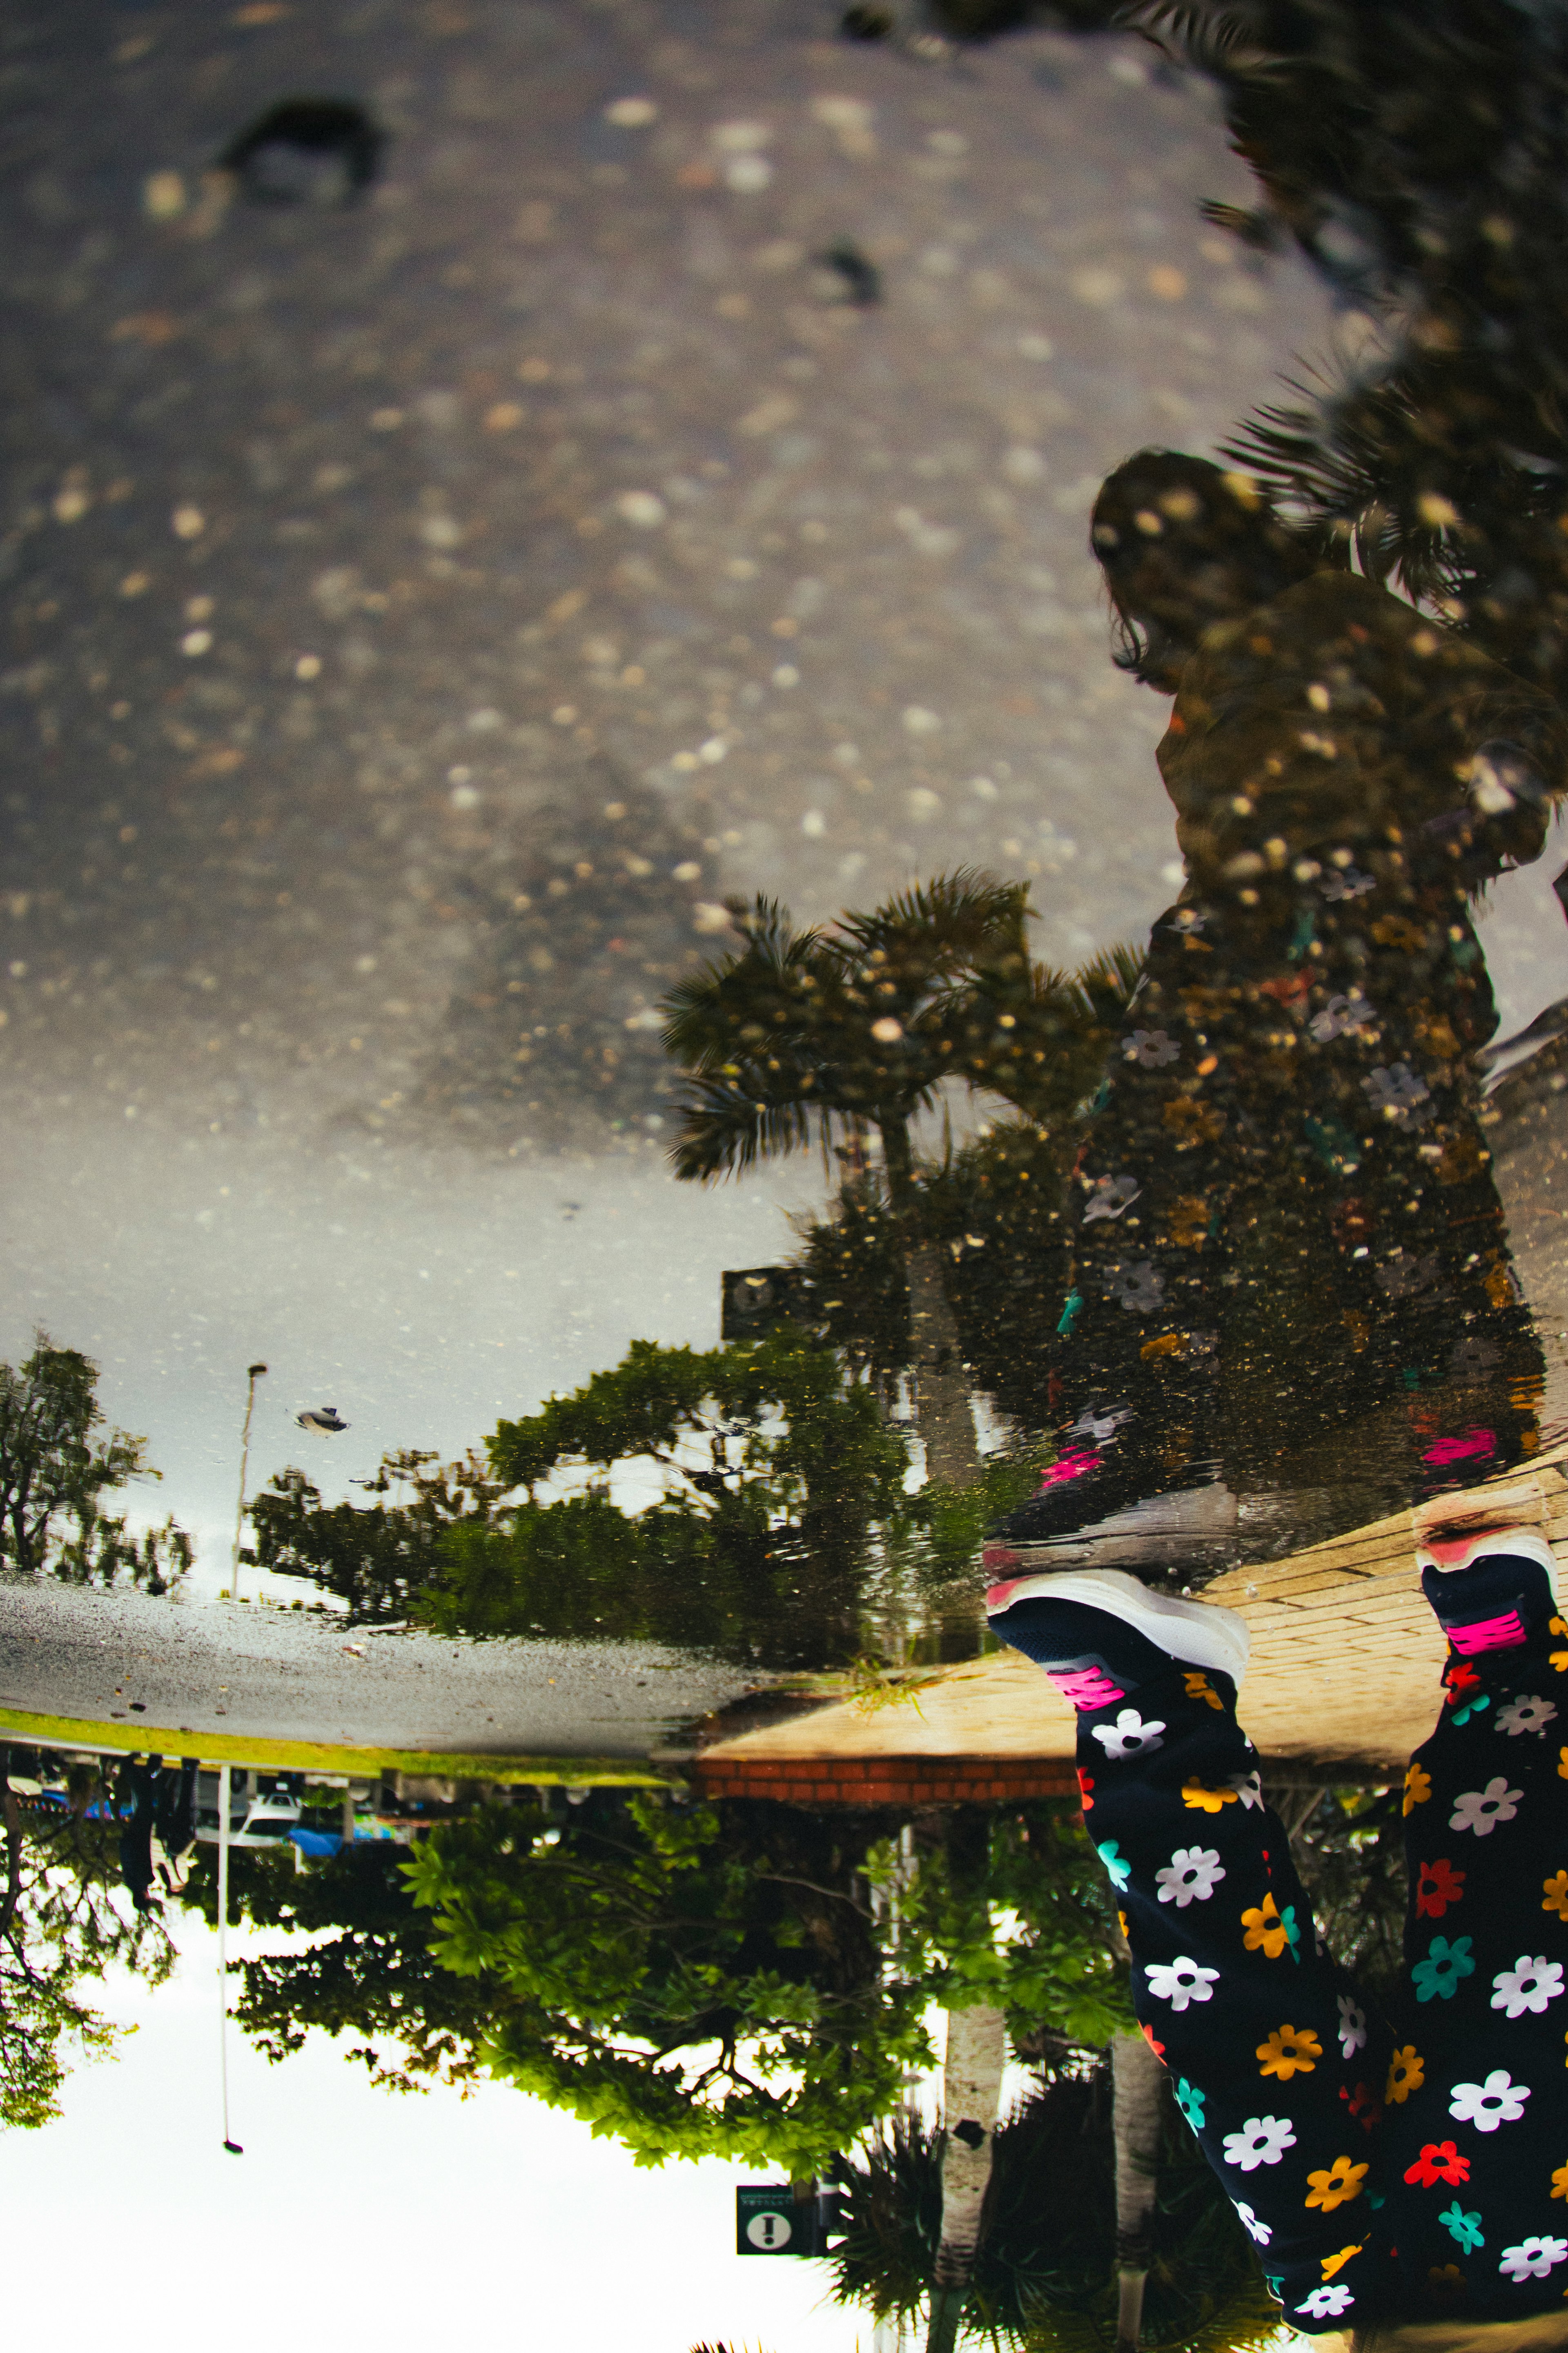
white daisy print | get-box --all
[1338,1994,1368,2058]
[1143,1956,1220,2012]
[1222,2114,1297,2172]
[1499,2238,1568,2283]
[1450,2070,1531,2132]
[1082,1173,1143,1223]
[1497,1695,1558,1739]
[1308,988,1376,1042]
[1229,1771,1264,1811]
[1156,1847,1225,1908]
[1364,1062,1431,1117]
[1092,1707,1167,1762]
[1490,1957,1565,2019]
[1122,1028,1181,1069]
[1234,2202,1272,2247]
[1450,1777,1525,1837]
[1297,2285,1354,2319]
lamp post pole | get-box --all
[229,1362,267,1602]
[218,1762,243,2155]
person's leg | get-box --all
[1370,1527,1568,2325]
[988,1573,1392,2334]
[985,910,1235,1563]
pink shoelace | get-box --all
[1047,1664,1126,1709]
[1449,1609,1526,1656]
[1038,1449,1101,1491]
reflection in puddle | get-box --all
[9,0,1568,2345]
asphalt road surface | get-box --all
[0,1573,764,1760]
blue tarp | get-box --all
[287,1828,343,1858]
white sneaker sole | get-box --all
[985,1566,1250,1686]
[1414,1526,1559,1599]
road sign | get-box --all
[737,2186,802,2255]
[735,2184,843,2257]
[720,1265,822,1342]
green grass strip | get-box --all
[0,1704,677,1786]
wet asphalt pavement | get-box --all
[0,1572,765,1759]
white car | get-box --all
[193,1769,303,1847]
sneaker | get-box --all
[981,1477,1241,1581]
[1415,1526,1560,1658]
[986,1566,1250,1711]
[982,1448,1225,1561]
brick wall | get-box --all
[692,1754,1081,1807]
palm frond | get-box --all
[836,868,1028,977]
[1196,199,1281,254]
[1116,0,1287,83]
[666,1076,823,1183]
[658,894,829,1071]
[1068,943,1146,1025]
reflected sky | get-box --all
[0,0,1352,1562]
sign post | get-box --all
[735,2185,842,2257]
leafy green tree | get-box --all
[180,1836,497,2094]
[408,1791,927,2171]
[424,1328,912,1667]
[184,1790,1132,2185]
[241,1330,911,1663]
[0,1756,174,2129]
[663,884,1141,1486]
[949,936,1146,1147]
[1270,1780,1408,2009]
[0,1334,189,1590]
[245,1447,510,1622]
[792,1119,1074,1442]
[875,1802,1134,2353]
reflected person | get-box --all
[989,452,1568,1570]
[116,1755,161,1914]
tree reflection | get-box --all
[0,1335,191,1593]
[0,1752,175,2128]
[662,881,1146,1483]
[830,2086,1279,2353]
[179,1788,1128,2177]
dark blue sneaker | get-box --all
[1415,1526,1559,1658]
[985,1567,1249,1711]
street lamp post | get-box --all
[218,1762,243,2155]
[229,1362,267,1602]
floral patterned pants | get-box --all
[1080,1631,1568,2333]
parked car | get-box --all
[194,1769,303,1847]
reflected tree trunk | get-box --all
[927,1999,1007,2353]
[1111,2029,1167,2353]
[880,1115,979,1487]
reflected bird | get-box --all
[812,240,883,307]
[296,1406,349,1435]
[219,98,383,207]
